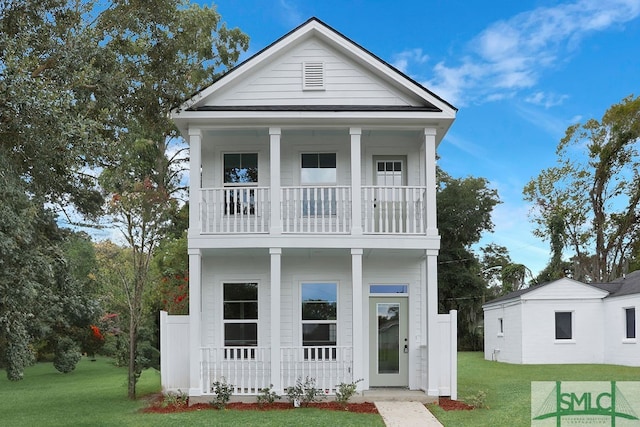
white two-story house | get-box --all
[160,17,458,400]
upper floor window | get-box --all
[301,153,336,185]
[555,311,572,340]
[626,307,636,339]
[224,153,258,185]
[223,282,258,347]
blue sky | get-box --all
[201,0,640,276]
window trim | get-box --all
[300,152,337,186]
[222,282,259,348]
[300,282,338,349]
[554,311,574,342]
[624,307,636,342]
[498,318,504,337]
[223,152,259,187]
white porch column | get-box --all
[188,248,202,396]
[426,249,439,396]
[188,128,202,235]
[422,128,438,236]
[269,128,282,235]
[270,248,282,393]
[351,248,364,390]
[350,128,363,235]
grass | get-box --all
[429,352,640,426]
[0,357,383,426]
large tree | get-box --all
[524,95,640,282]
[437,169,500,350]
[96,1,248,398]
[0,0,248,389]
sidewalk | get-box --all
[375,401,444,427]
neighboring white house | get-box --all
[483,273,639,366]
[159,17,458,399]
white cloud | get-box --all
[392,48,429,73]
[278,0,304,28]
[525,91,569,108]
[401,0,640,106]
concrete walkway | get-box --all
[375,401,444,427]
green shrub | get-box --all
[286,376,325,407]
[464,389,488,408]
[335,378,363,406]
[53,337,81,374]
[162,389,188,408]
[257,384,280,406]
[210,378,234,409]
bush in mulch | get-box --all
[142,394,378,414]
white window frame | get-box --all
[624,307,636,342]
[554,311,574,342]
[222,282,259,348]
[300,282,338,348]
[498,318,504,337]
[222,152,259,187]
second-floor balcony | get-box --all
[199,185,427,235]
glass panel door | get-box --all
[377,303,400,374]
[369,296,408,387]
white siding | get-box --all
[521,278,608,300]
[483,301,522,363]
[603,295,640,366]
[521,299,604,364]
[202,39,418,107]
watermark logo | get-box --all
[532,381,640,426]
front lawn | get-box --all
[430,352,640,426]
[0,357,383,426]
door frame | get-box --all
[368,295,409,387]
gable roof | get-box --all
[483,271,640,308]
[171,17,456,135]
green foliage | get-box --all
[162,389,188,408]
[286,377,326,407]
[256,384,281,406]
[53,337,81,374]
[437,169,500,350]
[464,389,488,409]
[335,379,363,406]
[210,379,234,409]
[524,94,640,282]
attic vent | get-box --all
[303,61,325,90]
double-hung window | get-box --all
[555,311,572,340]
[223,283,258,348]
[301,282,337,359]
[626,307,636,339]
[223,153,258,215]
[301,153,337,216]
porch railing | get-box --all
[281,346,353,394]
[200,346,353,395]
[200,187,270,234]
[281,186,351,234]
[200,347,270,395]
[362,186,426,234]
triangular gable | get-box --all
[175,17,456,117]
[521,278,609,301]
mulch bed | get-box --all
[143,393,474,414]
[142,394,378,414]
[435,397,475,411]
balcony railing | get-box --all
[199,185,426,235]
[200,187,270,234]
[281,186,351,234]
[200,346,353,395]
[362,186,426,234]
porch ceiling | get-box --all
[198,247,426,259]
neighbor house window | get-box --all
[223,153,258,215]
[223,283,258,347]
[626,307,636,339]
[498,318,504,335]
[301,153,337,216]
[555,312,572,340]
[301,283,337,359]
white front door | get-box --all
[369,297,408,387]
[375,160,405,233]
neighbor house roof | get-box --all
[483,271,640,307]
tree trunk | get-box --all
[127,315,137,400]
